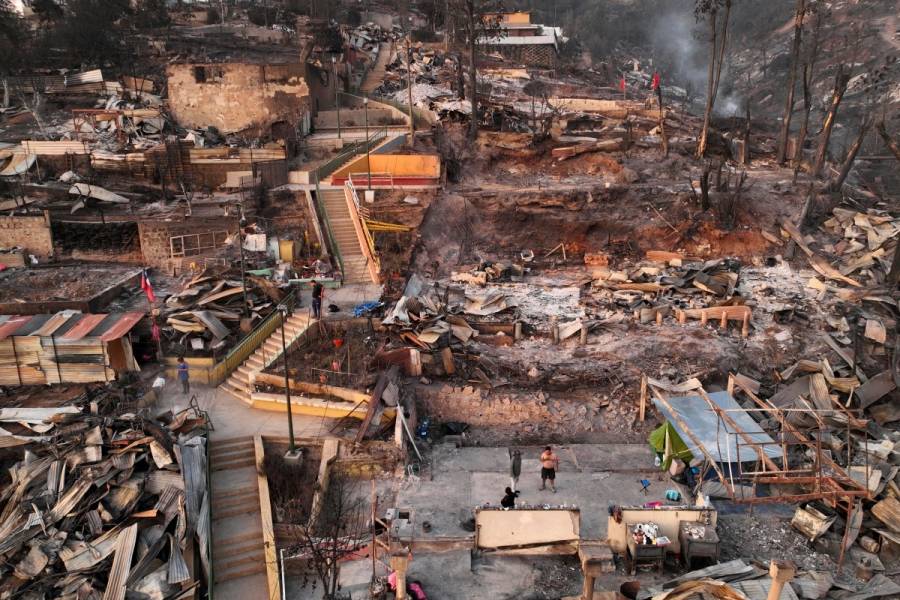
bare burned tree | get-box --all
[811,63,850,177]
[452,0,505,141]
[293,472,368,600]
[776,0,807,165]
[876,121,900,163]
[792,4,824,174]
[695,0,732,158]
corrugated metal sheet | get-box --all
[30,311,79,338]
[0,316,32,340]
[731,578,799,600]
[179,436,207,535]
[166,533,191,584]
[102,523,137,600]
[59,314,107,340]
[0,312,144,342]
[99,312,144,342]
[652,390,782,463]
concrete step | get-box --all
[213,539,264,561]
[211,454,256,472]
[220,384,249,403]
[210,444,254,462]
[212,489,259,512]
[214,562,266,584]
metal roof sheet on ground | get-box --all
[652,390,782,463]
[0,315,28,339]
[731,578,799,600]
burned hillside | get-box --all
[0,1,897,600]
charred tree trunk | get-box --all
[697,0,731,159]
[743,99,751,165]
[697,9,718,159]
[777,0,806,165]
[813,65,850,177]
[657,85,669,157]
[876,122,900,163]
[830,116,872,191]
[793,10,821,173]
[700,165,711,212]
[890,235,900,287]
[465,0,479,141]
[455,54,466,100]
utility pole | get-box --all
[364,97,372,190]
[332,55,342,142]
[406,35,415,141]
[237,209,250,318]
[279,304,296,454]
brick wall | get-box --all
[167,62,311,134]
[0,211,54,258]
[138,216,239,269]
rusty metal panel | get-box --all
[59,314,108,341]
[0,316,32,340]
[99,312,145,342]
[30,311,79,338]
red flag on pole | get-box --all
[652,72,660,90]
[619,77,626,91]
[140,269,156,303]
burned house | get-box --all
[166,61,312,136]
[0,311,143,385]
[480,11,563,68]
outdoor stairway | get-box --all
[220,312,312,406]
[319,187,372,284]
[361,41,393,94]
[209,436,267,597]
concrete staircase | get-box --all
[319,187,372,284]
[209,437,267,597]
[220,313,313,405]
[361,41,393,94]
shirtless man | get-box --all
[540,446,559,493]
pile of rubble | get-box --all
[162,266,289,354]
[0,388,210,598]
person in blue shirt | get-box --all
[177,357,190,394]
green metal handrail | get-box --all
[311,128,387,283]
[314,173,345,281]
[220,288,297,377]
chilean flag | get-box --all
[140,269,156,303]
[652,72,661,90]
[619,77,626,91]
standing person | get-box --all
[501,487,520,509]
[177,357,190,395]
[540,446,559,493]
[509,448,522,492]
[311,279,324,320]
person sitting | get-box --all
[501,487,520,509]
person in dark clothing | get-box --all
[311,280,323,319]
[501,487,520,509]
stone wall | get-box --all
[166,62,311,134]
[138,216,239,270]
[415,384,554,427]
[0,211,54,258]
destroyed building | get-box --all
[480,11,564,68]
[166,61,312,136]
[0,1,898,599]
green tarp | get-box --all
[648,421,693,470]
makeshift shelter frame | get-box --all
[642,374,870,507]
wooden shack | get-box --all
[0,311,144,385]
